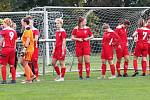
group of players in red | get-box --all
[100,17,150,79]
[1,16,150,83]
[54,16,150,81]
[0,16,40,84]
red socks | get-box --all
[54,66,66,77]
[110,64,115,76]
[102,64,115,76]
[33,61,39,78]
[142,60,146,74]
[116,61,121,75]
[101,64,106,75]
[149,60,150,71]
[54,66,60,75]
[10,65,16,80]
[61,68,66,78]
[78,63,83,77]
[1,65,6,81]
[85,63,90,77]
[124,61,128,74]
[133,60,138,72]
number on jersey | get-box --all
[143,32,147,40]
[9,32,14,40]
[109,38,113,45]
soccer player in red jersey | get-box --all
[132,19,150,76]
[0,18,17,84]
[31,25,40,81]
[0,19,3,56]
[71,17,94,80]
[145,17,150,74]
[100,23,120,79]
[52,18,67,81]
[115,19,130,77]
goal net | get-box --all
[29,7,150,72]
[0,7,150,76]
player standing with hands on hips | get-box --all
[71,17,94,80]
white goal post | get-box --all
[0,7,150,75]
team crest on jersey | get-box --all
[59,33,61,37]
[84,30,87,34]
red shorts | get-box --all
[0,47,15,65]
[76,45,90,57]
[101,45,114,60]
[116,45,129,59]
[53,49,66,60]
[32,48,38,61]
[134,42,148,57]
[148,43,150,55]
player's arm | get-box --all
[24,36,30,48]
[148,32,150,44]
[84,34,94,41]
[14,32,18,49]
[52,42,55,54]
[34,35,38,48]
[71,28,83,42]
[71,35,83,42]
[132,30,138,37]
[132,29,138,42]
[113,31,121,41]
[0,35,4,49]
[111,31,122,49]
[22,30,31,53]
[34,35,38,42]
[84,28,94,41]
[62,38,66,56]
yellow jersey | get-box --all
[21,29,34,52]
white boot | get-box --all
[55,77,64,82]
[108,75,116,79]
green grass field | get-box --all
[1,71,150,100]
[0,54,150,100]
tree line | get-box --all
[0,0,150,11]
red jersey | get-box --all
[1,27,17,48]
[135,27,150,43]
[102,30,120,46]
[72,26,93,46]
[146,25,150,29]
[32,27,39,48]
[115,25,128,45]
[55,28,67,50]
